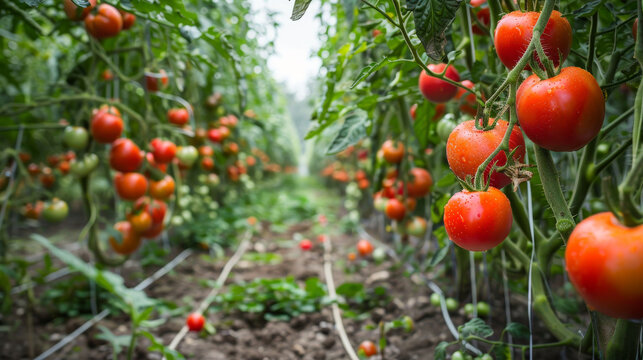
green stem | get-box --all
[605,320,641,360]
[503,189,545,245]
[127,327,137,360]
[618,150,643,226]
[585,12,598,72]
[483,0,557,120]
[532,145,575,241]
[568,138,597,217]
[599,107,635,140]
[359,0,399,26]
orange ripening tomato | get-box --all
[64,0,96,21]
[109,221,142,255]
[446,119,525,189]
[516,67,604,152]
[494,10,571,69]
[444,187,512,251]
[565,212,643,319]
[127,210,152,233]
[358,341,377,357]
[406,168,433,198]
[385,198,406,221]
[418,63,460,103]
[381,140,404,164]
[149,176,175,200]
[85,4,123,39]
[356,239,374,256]
[114,172,148,201]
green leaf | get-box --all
[95,326,130,355]
[407,0,464,61]
[290,0,313,21]
[351,58,407,88]
[459,318,493,339]
[504,322,529,339]
[20,0,45,6]
[0,270,12,313]
[413,102,436,147]
[428,242,450,267]
[326,110,368,154]
[71,0,90,7]
[436,173,457,187]
[573,0,603,16]
[434,341,450,360]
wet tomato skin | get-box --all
[444,187,512,251]
[516,67,604,152]
[418,64,460,103]
[565,212,643,319]
[494,10,571,69]
[446,119,525,189]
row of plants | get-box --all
[297,0,642,358]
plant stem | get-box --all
[585,12,598,72]
[533,145,575,241]
[618,150,643,226]
[127,327,137,360]
[605,319,641,360]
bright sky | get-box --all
[249,0,322,98]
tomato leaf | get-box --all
[413,102,436,147]
[71,0,90,7]
[504,322,529,339]
[351,58,408,89]
[290,0,313,21]
[459,317,494,339]
[407,0,464,61]
[573,0,603,16]
[434,341,450,360]
[326,110,368,155]
[428,242,450,267]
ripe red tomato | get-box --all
[91,107,123,144]
[418,64,460,103]
[516,67,604,152]
[470,0,486,6]
[245,155,257,167]
[47,155,60,167]
[27,163,40,176]
[446,119,525,189]
[358,179,369,189]
[145,70,168,92]
[58,161,70,175]
[494,10,571,69]
[208,128,223,143]
[372,29,382,37]
[110,138,143,172]
[356,239,374,256]
[64,0,96,21]
[168,108,189,126]
[223,142,239,155]
[201,157,214,171]
[472,7,490,35]
[127,210,152,233]
[85,4,123,39]
[119,10,136,30]
[444,187,512,251]
[299,239,313,251]
[145,152,167,174]
[149,176,175,200]
[22,201,44,220]
[114,172,148,201]
[199,145,214,157]
[150,138,177,164]
[385,198,406,221]
[358,341,377,357]
[40,167,55,188]
[454,80,478,116]
[227,166,240,182]
[565,212,643,319]
[101,69,114,81]
[134,197,166,239]
[219,115,238,128]
[186,313,205,332]
[381,140,404,164]
[109,221,141,255]
[407,168,433,198]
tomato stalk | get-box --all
[482,0,556,121]
[605,319,641,360]
[617,150,643,226]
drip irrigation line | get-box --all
[322,235,360,360]
[33,248,194,360]
[524,151,537,360]
[469,251,478,318]
[11,267,74,295]
[357,226,483,356]
[500,249,514,355]
[167,230,252,353]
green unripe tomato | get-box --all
[476,301,490,317]
[596,142,610,156]
[430,293,441,307]
[436,115,457,142]
[69,153,99,178]
[402,315,414,332]
[451,351,465,360]
[445,298,459,312]
[480,354,493,360]
[464,303,475,316]
[372,247,386,262]
[176,145,199,167]
[42,198,69,223]
[63,126,89,150]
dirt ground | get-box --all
[2,215,588,360]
